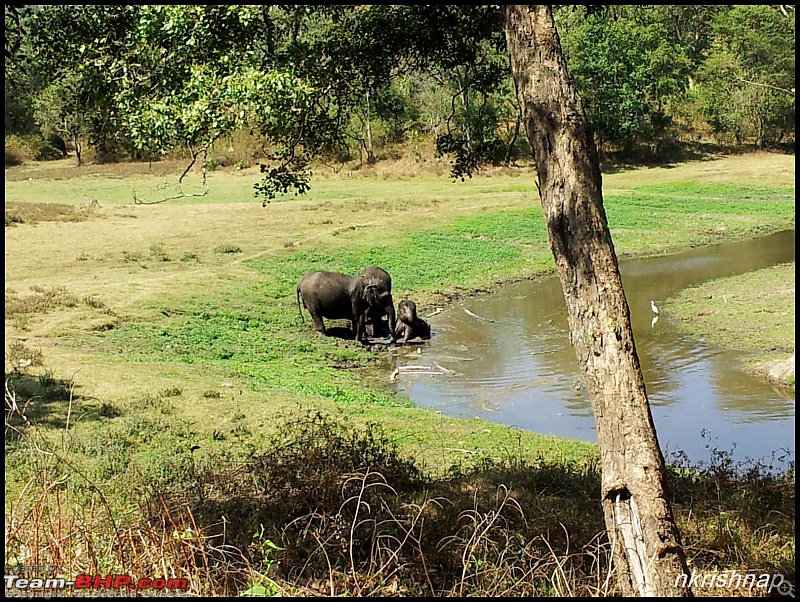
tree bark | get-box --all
[501,5,692,596]
[365,89,375,164]
[504,107,522,166]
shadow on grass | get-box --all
[4,371,122,434]
[322,325,357,340]
[600,143,715,176]
[129,410,795,597]
[5,371,80,430]
[597,141,796,176]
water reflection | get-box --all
[392,231,795,467]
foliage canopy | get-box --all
[5,5,795,196]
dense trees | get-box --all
[557,6,692,156]
[695,5,795,147]
[5,5,794,176]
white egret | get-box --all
[650,299,659,315]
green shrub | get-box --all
[214,244,242,254]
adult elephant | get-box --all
[360,265,397,340]
[296,270,387,344]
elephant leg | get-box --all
[358,311,374,344]
[396,322,410,344]
[386,298,397,339]
[310,314,326,334]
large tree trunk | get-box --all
[501,6,692,596]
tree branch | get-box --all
[736,77,795,96]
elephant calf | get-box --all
[296,270,389,344]
[394,299,431,344]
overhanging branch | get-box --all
[736,77,795,96]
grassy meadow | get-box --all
[665,262,795,385]
[4,151,795,596]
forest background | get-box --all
[5,5,795,174]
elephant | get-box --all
[360,265,397,340]
[394,299,431,344]
[296,270,389,344]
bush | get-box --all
[4,134,68,165]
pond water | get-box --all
[387,230,795,468]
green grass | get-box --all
[631,181,795,199]
[665,262,795,386]
[36,169,789,489]
[4,152,795,596]
[667,263,795,354]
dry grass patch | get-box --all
[5,407,793,597]
[5,285,118,335]
[604,152,795,192]
[5,201,99,227]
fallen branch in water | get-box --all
[464,308,495,322]
[389,364,450,381]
